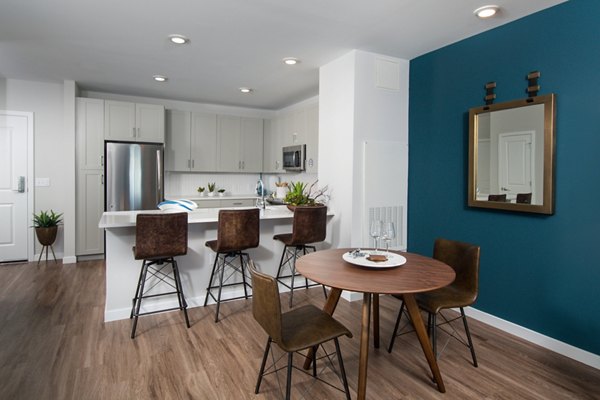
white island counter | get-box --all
[99,206,334,322]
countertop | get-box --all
[166,194,259,201]
[99,205,333,229]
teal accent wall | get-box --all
[408,0,600,355]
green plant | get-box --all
[218,188,226,193]
[207,182,216,192]
[197,186,205,193]
[284,181,328,206]
[32,210,63,228]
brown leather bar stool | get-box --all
[204,208,260,322]
[274,206,328,308]
[249,261,352,400]
[130,212,190,339]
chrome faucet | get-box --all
[257,178,266,210]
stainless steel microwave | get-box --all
[282,144,306,171]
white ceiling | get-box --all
[0,0,565,110]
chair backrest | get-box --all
[433,238,480,301]
[516,193,532,204]
[135,212,188,259]
[248,261,283,343]
[215,208,260,252]
[291,206,327,245]
[488,194,506,202]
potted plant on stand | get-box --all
[284,181,329,211]
[33,209,63,264]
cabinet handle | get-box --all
[238,161,241,169]
[192,159,195,168]
[101,155,104,166]
[101,174,104,185]
[132,127,136,138]
[188,159,191,168]
[137,127,140,137]
[275,161,279,170]
[242,161,245,169]
[233,202,242,206]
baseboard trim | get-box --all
[465,307,600,370]
[62,256,77,264]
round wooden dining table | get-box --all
[296,248,455,400]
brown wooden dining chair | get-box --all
[388,238,480,367]
[249,261,352,400]
[487,194,506,202]
[274,206,328,307]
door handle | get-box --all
[13,176,26,193]
[501,187,509,191]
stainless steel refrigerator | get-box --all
[105,141,164,211]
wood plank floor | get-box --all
[1,259,599,400]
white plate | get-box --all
[342,251,407,269]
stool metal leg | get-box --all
[172,259,190,328]
[215,253,226,322]
[204,255,220,307]
[387,300,405,353]
[334,338,352,400]
[240,252,249,299]
[131,260,150,339]
[289,247,298,308]
[285,351,293,400]
[255,337,272,394]
[460,307,478,367]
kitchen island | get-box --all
[99,206,334,322]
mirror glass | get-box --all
[468,94,556,214]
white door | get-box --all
[498,131,533,197]
[0,112,31,262]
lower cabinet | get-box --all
[76,169,104,255]
[194,198,256,208]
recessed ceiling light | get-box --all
[282,57,300,65]
[153,75,168,82]
[474,5,499,18]
[239,87,253,93]
[168,34,190,45]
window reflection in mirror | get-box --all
[468,94,556,214]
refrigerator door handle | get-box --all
[156,150,162,199]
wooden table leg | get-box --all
[372,293,380,348]
[357,292,372,400]
[303,288,342,370]
[403,294,446,393]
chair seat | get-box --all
[414,286,478,314]
[279,305,352,353]
[273,233,295,246]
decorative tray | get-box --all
[342,250,407,269]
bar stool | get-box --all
[204,208,260,322]
[130,212,190,339]
[274,206,328,308]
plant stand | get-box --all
[35,226,58,265]
[38,244,58,265]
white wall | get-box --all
[318,50,409,249]
[1,79,72,259]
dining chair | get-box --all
[388,238,480,367]
[249,261,352,400]
[516,192,532,204]
[274,205,328,307]
[487,194,506,202]
[130,212,190,338]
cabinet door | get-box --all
[165,109,191,171]
[104,100,136,141]
[191,112,218,171]
[281,112,294,147]
[263,119,283,173]
[76,98,105,170]
[292,108,307,145]
[217,115,241,172]
[241,117,263,172]
[76,169,104,255]
[136,103,165,143]
[305,104,319,174]
[220,199,256,208]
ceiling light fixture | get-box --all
[239,87,253,93]
[168,34,190,45]
[282,57,300,65]
[153,75,168,82]
[474,5,499,18]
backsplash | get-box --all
[165,172,317,197]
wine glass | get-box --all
[381,222,396,256]
[370,220,383,254]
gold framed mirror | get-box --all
[468,94,556,214]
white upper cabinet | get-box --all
[305,104,319,174]
[217,116,263,173]
[76,98,105,170]
[263,119,284,173]
[166,110,218,172]
[104,100,165,142]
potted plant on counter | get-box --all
[218,188,226,197]
[197,186,206,196]
[32,209,63,264]
[207,182,216,197]
[284,181,329,211]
